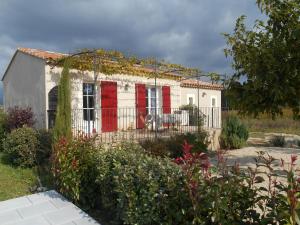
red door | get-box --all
[135,84,146,129]
[162,86,171,114]
[101,81,117,132]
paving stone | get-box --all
[0,190,101,225]
[0,210,22,225]
[43,205,83,225]
[26,190,61,204]
[17,201,56,218]
[6,216,51,225]
[61,222,77,225]
[0,196,32,212]
[73,217,100,225]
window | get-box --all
[48,86,58,110]
[83,83,95,121]
[211,97,216,107]
[187,94,195,105]
[146,87,159,114]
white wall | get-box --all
[46,67,181,131]
[3,52,46,128]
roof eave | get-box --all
[180,84,224,91]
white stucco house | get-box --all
[2,48,222,138]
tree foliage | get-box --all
[53,60,72,141]
[224,0,300,118]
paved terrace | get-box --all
[0,190,100,225]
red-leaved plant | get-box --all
[7,106,35,130]
[175,140,300,224]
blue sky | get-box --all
[0,0,264,81]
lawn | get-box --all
[0,153,37,201]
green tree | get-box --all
[53,60,72,141]
[224,0,300,118]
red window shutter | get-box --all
[135,84,146,129]
[101,81,118,132]
[162,86,171,114]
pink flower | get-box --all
[174,157,183,165]
[182,140,193,155]
[291,155,297,166]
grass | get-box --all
[0,153,37,201]
[223,109,300,136]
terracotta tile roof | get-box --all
[17,47,182,79]
[180,79,223,90]
[18,47,66,60]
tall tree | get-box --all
[224,0,300,118]
[53,60,72,140]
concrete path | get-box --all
[0,190,101,225]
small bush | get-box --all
[7,106,35,131]
[271,135,285,147]
[3,126,38,167]
[36,129,53,165]
[220,115,249,149]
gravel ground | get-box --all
[216,134,300,186]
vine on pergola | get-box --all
[50,48,203,80]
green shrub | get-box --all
[3,126,38,167]
[0,109,8,152]
[96,143,192,225]
[36,129,53,165]
[220,115,249,149]
[140,132,208,159]
[271,135,285,147]
[52,136,99,207]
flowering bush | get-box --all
[7,106,35,131]
[51,136,99,206]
